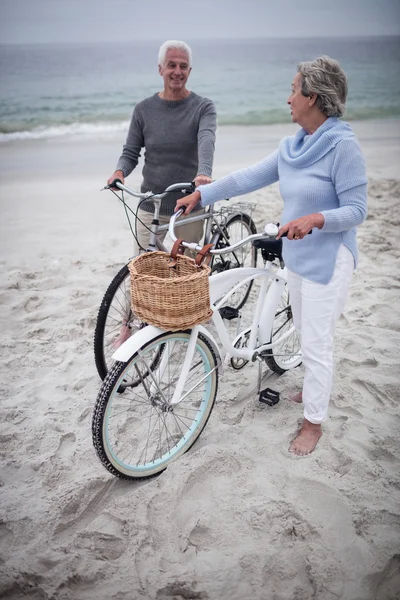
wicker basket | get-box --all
[128,251,213,331]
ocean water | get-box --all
[0,36,399,142]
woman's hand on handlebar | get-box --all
[174,190,202,215]
[277,213,324,240]
[107,170,125,190]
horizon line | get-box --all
[1,33,399,45]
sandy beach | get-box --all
[1,119,400,600]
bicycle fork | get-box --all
[143,326,220,408]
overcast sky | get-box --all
[0,0,399,44]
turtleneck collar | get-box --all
[280,117,356,168]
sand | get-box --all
[0,120,400,600]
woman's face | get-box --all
[287,73,311,125]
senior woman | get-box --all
[175,56,368,456]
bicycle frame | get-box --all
[112,180,217,253]
[111,180,253,256]
[95,180,258,382]
[113,262,289,361]
[112,259,295,408]
[167,265,292,407]
[148,208,215,252]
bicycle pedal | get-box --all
[259,387,280,406]
[219,306,239,320]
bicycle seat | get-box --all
[252,238,283,262]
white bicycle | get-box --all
[92,211,303,480]
[94,180,258,381]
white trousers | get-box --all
[287,245,354,424]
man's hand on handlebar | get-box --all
[107,170,125,190]
[174,190,202,215]
[194,174,212,187]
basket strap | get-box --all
[195,244,214,267]
[169,238,185,267]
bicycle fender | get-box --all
[196,324,224,374]
[111,325,165,362]
[111,324,223,373]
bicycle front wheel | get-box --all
[264,285,302,374]
[211,212,258,309]
[94,263,144,380]
[92,331,219,479]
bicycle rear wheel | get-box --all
[92,331,219,479]
[94,263,143,380]
[211,212,258,310]
[263,285,302,374]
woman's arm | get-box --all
[320,138,368,232]
[175,150,279,214]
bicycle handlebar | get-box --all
[104,180,195,200]
[169,210,311,255]
[169,209,269,255]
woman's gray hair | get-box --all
[158,40,192,67]
[297,56,348,117]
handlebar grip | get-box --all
[108,178,123,189]
[280,230,313,238]
[184,182,196,194]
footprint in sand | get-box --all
[329,415,349,439]
[156,582,210,599]
[353,378,396,409]
[55,432,76,461]
[23,295,42,312]
[22,272,37,281]
[0,523,15,562]
[74,529,127,561]
[54,478,119,539]
[365,553,400,600]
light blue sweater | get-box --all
[198,118,368,284]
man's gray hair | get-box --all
[297,56,348,117]
[158,40,192,67]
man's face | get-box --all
[159,48,191,93]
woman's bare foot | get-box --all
[289,391,302,403]
[289,419,322,456]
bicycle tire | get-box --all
[211,212,258,310]
[92,331,219,480]
[94,263,143,380]
[263,285,302,374]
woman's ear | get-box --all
[308,93,317,107]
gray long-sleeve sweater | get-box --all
[116,92,217,215]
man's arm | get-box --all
[195,99,217,186]
[115,107,144,178]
